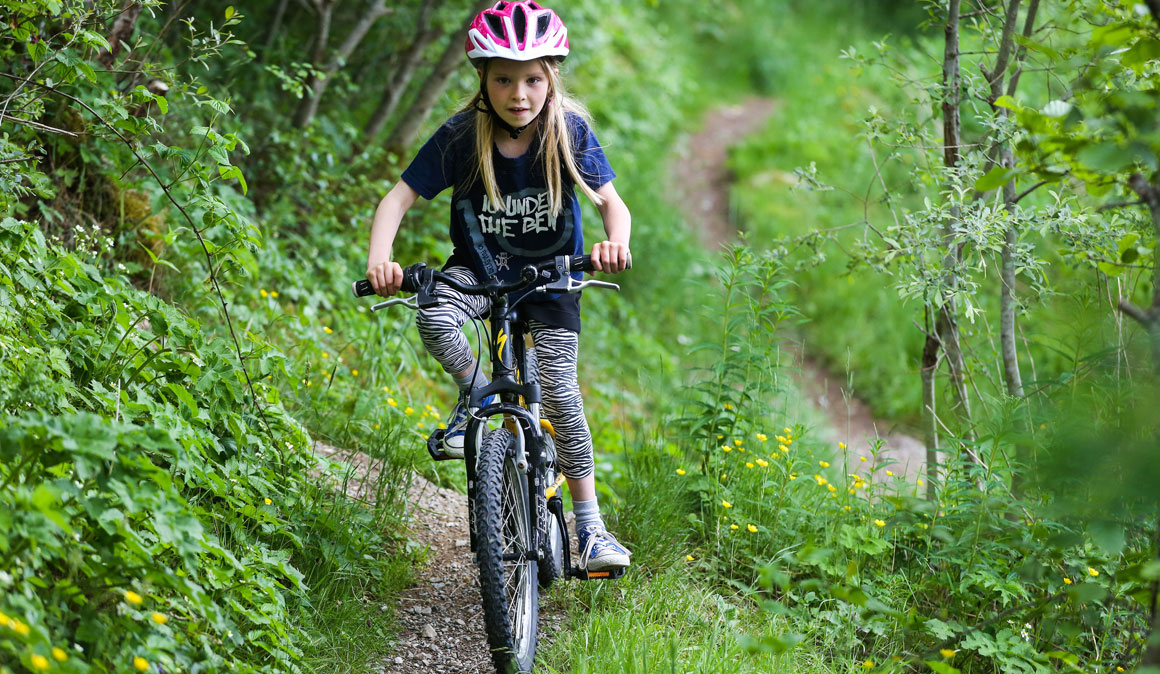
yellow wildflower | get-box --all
[746,462,754,469]
[849,489,856,495]
[827,484,836,492]
[259,289,268,298]
[756,433,768,442]
[1063,577,1072,585]
[124,590,143,605]
[783,427,792,435]
[734,439,742,446]
[776,436,788,444]
[721,500,733,508]
[321,352,329,359]
[263,498,272,506]
[839,442,847,450]
[134,656,149,671]
[722,445,733,453]
[1088,568,1099,577]
[874,519,886,527]
[387,398,398,407]
[716,434,723,440]
[789,474,797,481]
[721,474,728,480]
[10,619,30,636]
[863,661,874,669]
[940,649,956,658]
[917,479,924,486]
[756,459,769,467]
[814,475,827,486]
[323,326,332,334]
[730,524,739,530]
[859,456,867,462]
[676,469,687,476]
[886,470,894,477]
[686,554,694,561]
[819,460,830,468]
[747,524,758,533]
[52,647,68,662]
[151,612,169,625]
[383,386,391,393]
[844,505,851,511]
[404,407,414,416]
[30,654,49,671]
[724,403,734,410]
[779,444,789,453]
[374,424,381,430]
[738,447,746,453]
[426,404,436,412]
[270,291,279,298]
[351,369,359,376]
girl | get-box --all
[365,0,632,572]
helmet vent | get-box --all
[495,1,507,9]
[485,13,505,37]
[513,5,527,39]
[536,14,550,39]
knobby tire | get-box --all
[474,428,538,673]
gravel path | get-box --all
[313,442,564,674]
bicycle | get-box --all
[352,254,626,674]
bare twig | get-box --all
[0,113,79,137]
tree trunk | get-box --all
[922,307,941,501]
[292,0,336,128]
[364,0,443,142]
[294,0,392,129]
[1121,174,1160,374]
[261,0,292,60]
[936,0,979,457]
[384,0,492,155]
[99,1,142,67]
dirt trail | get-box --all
[313,443,564,674]
[671,98,928,480]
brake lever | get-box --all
[535,277,620,293]
[371,296,419,312]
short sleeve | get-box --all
[568,113,616,191]
[400,115,467,200]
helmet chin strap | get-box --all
[477,83,549,140]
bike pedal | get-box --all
[426,429,461,461]
[570,567,626,581]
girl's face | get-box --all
[483,58,551,130]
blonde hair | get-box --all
[461,58,606,219]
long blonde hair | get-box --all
[461,58,606,219]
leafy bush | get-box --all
[0,219,410,672]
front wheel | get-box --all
[474,429,538,673]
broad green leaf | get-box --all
[975,167,1018,192]
[993,95,1018,110]
[924,661,961,674]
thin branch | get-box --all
[1098,199,1144,212]
[0,113,79,137]
[1118,299,1151,326]
[1012,179,1050,204]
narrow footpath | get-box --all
[671,97,927,479]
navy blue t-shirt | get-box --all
[400,111,616,332]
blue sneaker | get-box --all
[576,525,631,572]
[442,392,494,456]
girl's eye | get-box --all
[495,77,510,85]
[527,77,542,85]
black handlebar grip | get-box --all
[571,254,595,273]
[352,279,375,297]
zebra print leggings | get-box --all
[415,266,595,480]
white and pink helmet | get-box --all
[465,1,569,64]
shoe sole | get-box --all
[583,553,631,572]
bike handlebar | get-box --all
[352,254,600,300]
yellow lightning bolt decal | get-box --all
[495,329,507,354]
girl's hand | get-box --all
[366,260,404,297]
[591,240,631,274]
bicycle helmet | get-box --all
[465,1,569,64]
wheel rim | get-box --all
[501,456,535,660]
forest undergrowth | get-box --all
[2,0,1159,673]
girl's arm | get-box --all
[590,181,632,273]
[366,180,420,296]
